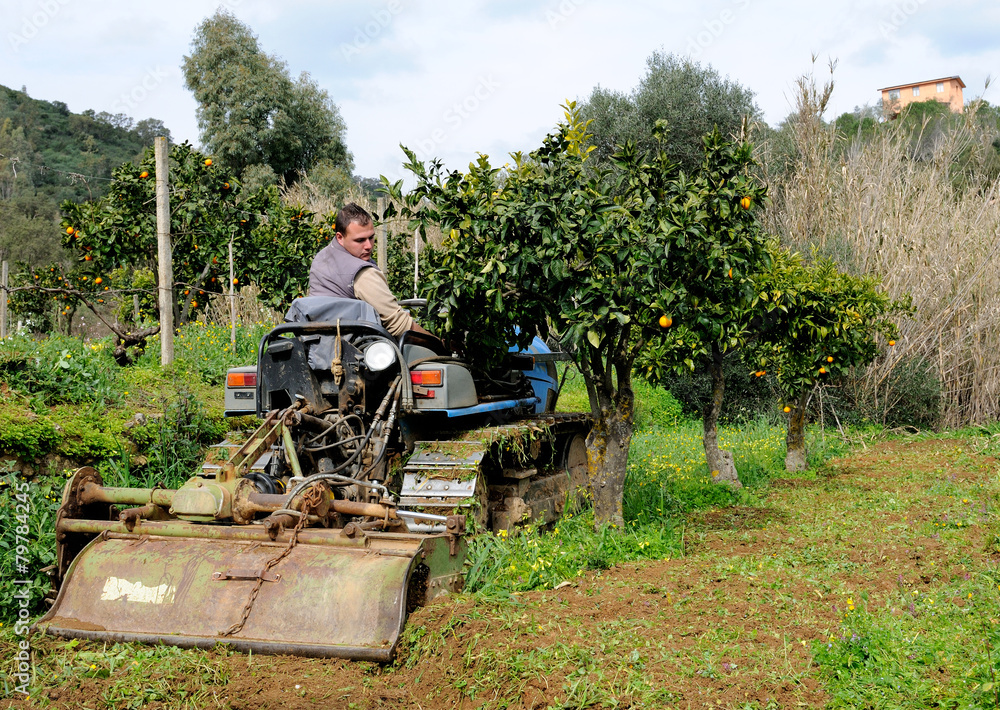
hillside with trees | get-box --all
[0,84,170,267]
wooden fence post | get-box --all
[413,229,420,299]
[155,136,174,365]
[229,237,236,349]
[0,260,8,339]
[377,196,387,273]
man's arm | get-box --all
[353,267,430,336]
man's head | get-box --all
[335,203,375,261]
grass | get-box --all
[6,324,974,708]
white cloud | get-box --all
[2,0,997,182]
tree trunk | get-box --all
[586,392,634,529]
[703,346,742,489]
[785,390,808,471]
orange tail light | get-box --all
[410,369,443,386]
[227,372,258,387]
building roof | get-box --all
[878,76,966,92]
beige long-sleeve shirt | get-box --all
[353,267,414,337]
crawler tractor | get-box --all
[37,297,590,660]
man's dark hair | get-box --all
[335,202,373,235]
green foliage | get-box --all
[0,410,60,459]
[833,109,880,142]
[0,327,237,476]
[838,353,942,430]
[0,332,121,409]
[0,467,59,622]
[384,227,418,299]
[464,512,681,594]
[138,390,225,489]
[632,376,686,428]
[135,321,273,385]
[0,84,168,206]
[7,261,60,332]
[580,52,760,172]
[389,102,769,522]
[182,10,353,184]
[391,105,766,395]
[0,84,171,270]
[464,414,845,596]
[747,250,907,401]
[58,142,326,321]
[647,352,779,423]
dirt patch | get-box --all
[688,506,786,531]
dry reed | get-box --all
[764,65,1000,427]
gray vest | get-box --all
[308,240,376,299]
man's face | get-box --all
[336,220,376,261]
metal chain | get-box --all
[220,485,324,637]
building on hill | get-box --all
[879,76,965,117]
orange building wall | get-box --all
[881,77,964,115]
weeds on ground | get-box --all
[0,462,59,622]
[0,332,121,411]
[135,321,271,385]
[464,510,682,594]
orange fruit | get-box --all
[139,171,149,179]
[223,182,230,189]
[827,356,833,362]
[183,289,190,295]
[66,226,74,234]
[191,300,198,308]
[658,315,672,328]
[94,277,102,285]
[888,340,896,346]
[84,255,92,261]
[819,367,826,374]
[232,278,239,285]
[740,196,751,210]
[783,406,791,413]
[727,268,733,278]
[204,159,212,167]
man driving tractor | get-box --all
[308,202,433,337]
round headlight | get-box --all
[364,340,397,372]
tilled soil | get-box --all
[5,436,996,709]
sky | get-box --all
[3,0,998,186]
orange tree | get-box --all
[636,135,771,488]
[55,142,323,357]
[746,250,907,470]
[387,105,768,526]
